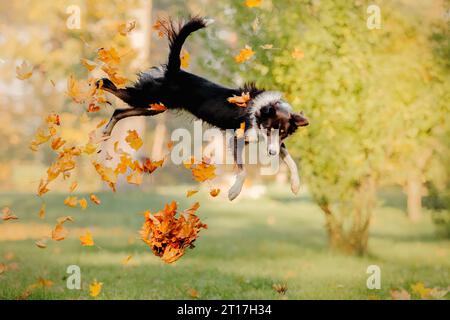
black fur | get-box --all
[100,17,265,130]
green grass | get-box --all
[0,187,449,300]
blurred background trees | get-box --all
[0,0,449,255]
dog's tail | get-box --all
[163,16,211,77]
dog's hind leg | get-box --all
[103,108,165,137]
[228,137,247,201]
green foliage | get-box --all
[200,0,450,253]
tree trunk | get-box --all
[406,174,422,222]
[318,178,376,256]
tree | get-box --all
[201,0,449,254]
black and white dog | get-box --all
[99,17,309,200]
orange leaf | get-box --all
[89,280,103,297]
[90,194,101,205]
[210,188,221,197]
[118,20,136,36]
[291,48,305,60]
[149,103,167,111]
[142,158,164,174]
[181,49,190,68]
[186,190,198,198]
[245,0,262,8]
[64,196,78,208]
[125,130,143,151]
[2,207,18,221]
[79,198,88,210]
[234,45,254,63]
[80,231,94,246]
[81,59,97,72]
[127,171,143,185]
[16,61,33,80]
[69,181,78,193]
[98,47,120,65]
[228,92,251,108]
[38,202,46,219]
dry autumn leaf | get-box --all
[67,75,96,103]
[291,48,305,60]
[35,237,48,249]
[125,130,143,151]
[152,19,166,38]
[90,194,101,205]
[235,45,255,63]
[209,188,220,197]
[228,92,251,107]
[186,190,198,198]
[390,288,411,300]
[16,61,33,80]
[64,196,78,208]
[79,198,88,210]
[51,216,74,241]
[188,288,200,299]
[90,280,103,297]
[187,158,216,182]
[273,283,288,295]
[122,255,132,265]
[2,207,18,221]
[142,158,164,174]
[149,103,167,111]
[81,59,97,72]
[80,231,94,246]
[245,0,262,8]
[38,202,46,219]
[411,282,432,299]
[140,201,207,263]
[69,181,78,193]
[98,47,120,65]
[181,49,190,68]
[127,170,143,185]
[118,20,136,36]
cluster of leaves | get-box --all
[390,282,449,300]
[140,201,207,263]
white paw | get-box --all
[291,177,300,195]
[228,183,243,201]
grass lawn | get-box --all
[0,186,449,300]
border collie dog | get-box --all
[99,17,309,201]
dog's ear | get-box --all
[260,105,276,118]
[290,112,309,127]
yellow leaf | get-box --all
[127,171,143,185]
[69,181,78,193]
[118,20,136,36]
[38,202,46,219]
[234,45,254,63]
[181,49,190,68]
[90,194,101,205]
[81,59,97,72]
[98,47,120,65]
[16,61,33,80]
[79,198,88,210]
[64,196,78,208]
[245,0,262,8]
[125,130,143,150]
[122,255,132,265]
[186,190,198,198]
[291,48,305,60]
[80,231,94,246]
[411,282,432,299]
[89,280,103,297]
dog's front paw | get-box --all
[228,183,243,201]
[291,176,300,195]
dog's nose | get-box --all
[268,149,278,156]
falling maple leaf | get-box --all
[37,179,50,196]
[152,19,166,38]
[81,59,97,72]
[35,238,48,249]
[140,201,207,263]
[80,231,94,246]
[210,188,220,197]
[90,280,103,297]
[149,103,167,111]
[235,45,255,63]
[390,288,411,300]
[188,288,200,299]
[127,170,143,185]
[122,255,132,265]
[2,207,18,221]
[245,0,262,8]
[186,190,198,198]
[64,196,78,208]
[69,181,78,193]
[188,159,216,182]
[67,75,96,103]
[16,61,33,80]
[181,49,190,68]
[79,198,88,210]
[125,130,143,151]
[92,161,117,191]
[291,48,305,60]
[228,92,251,107]
[411,282,432,299]
[51,137,66,150]
[101,64,128,87]
[51,216,74,241]
[90,194,101,205]
[118,20,136,36]
[273,283,288,295]
[38,202,46,219]
[98,47,120,65]
[142,158,164,174]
